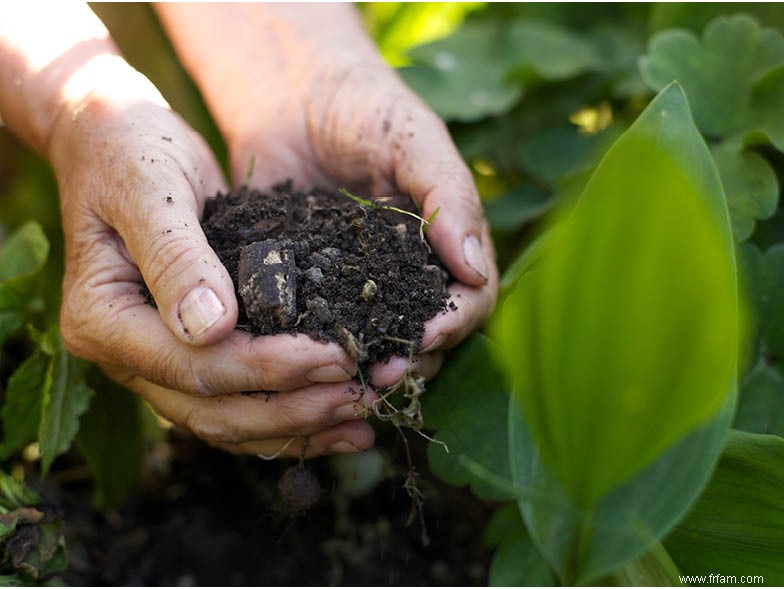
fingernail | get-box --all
[420,334,446,354]
[463,235,488,281]
[179,286,225,337]
[306,364,353,383]
[333,402,368,421]
[329,440,361,454]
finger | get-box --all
[122,376,378,445]
[420,282,498,354]
[105,136,237,347]
[368,351,445,389]
[216,420,376,458]
[384,95,495,288]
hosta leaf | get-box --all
[664,431,784,584]
[37,327,94,475]
[494,84,739,508]
[712,142,779,242]
[0,352,49,459]
[0,221,49,282]
[422,334,514,501]
[640,14,784,136]
[734,362,784,437]
[508,394,734,584]
[76,369,143,508]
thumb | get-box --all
[113,160,237,346]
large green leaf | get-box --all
[665,431,784,584]
[640,14,784,137]
[745,64,784,152]
[37,327,94,475]
[0,352,49,459]
[711,142,779,242]
[422,334,514,501]
[76,369,143,508]
[494,84,739,508]
[508,394,734,584]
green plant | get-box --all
[406,6,784,586]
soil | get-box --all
[54,428,493,586]
[200,183,452,368]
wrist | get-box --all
[48,54,168,174]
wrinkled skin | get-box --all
[4,4,498,459]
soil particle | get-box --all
[201,182,451,367]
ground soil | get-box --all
[200,183,452,368]
[55,428,493,586]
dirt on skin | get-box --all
[200,183,453,368]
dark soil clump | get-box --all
[201,183,451,367]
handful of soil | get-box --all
[201,183,451,369]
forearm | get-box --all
[0,3,165,158]
[155,3,385,161]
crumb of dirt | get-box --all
[199,182,451,368]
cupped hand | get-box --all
[48,73,376,458]
[226,63,499,388]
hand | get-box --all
[48,59,377,458]
[157,4,499,388]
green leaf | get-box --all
[640,14,784,136]
[508,394,734,584]
[712,142,779,242]
[735,362,784,436]
[401,19,600,122]
[519,124,620,187]
[422,334,514,501]
[0,285,24,349]
[37,327,94,475]
[0,470,38,511]
[1,352,49,459]
[741,243,784,360]
[503,20,601,82]
[494,84,739,508]
[0,221,49,282]
[484,184,554,233]
[745,64,784,152]
[490,535,557,587]
[483,503,557,587]
[612,542,683,586]
[400,22,524,121]
[665,431,784,584]
[76,369,143,508]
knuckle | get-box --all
[142,230,206,295]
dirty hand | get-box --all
[157,3,499,387]
[0,5,376,458]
